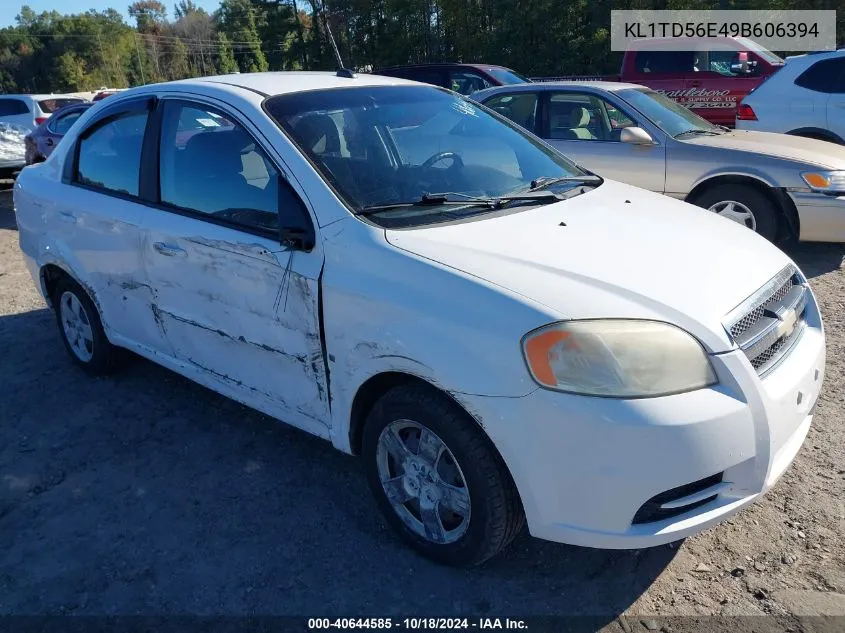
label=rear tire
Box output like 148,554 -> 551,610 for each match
53,276 -> 121,376
362,383 -> 525,566
693,184 -> 779,242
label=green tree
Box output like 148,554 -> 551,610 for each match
218,0 -> 269,72
216,31 -> 240,72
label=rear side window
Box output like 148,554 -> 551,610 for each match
795,58 -> 845,93
76,111 -> 149,196
483,92 -> 539,133
0,99 -> 30,116
635,51 -> 695,74
397,69 -> 446,87
38,98 -> 84,113
49,110 -> 85,135
158,100 -> 307,235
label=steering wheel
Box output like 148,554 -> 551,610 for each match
420,151 -> 464,171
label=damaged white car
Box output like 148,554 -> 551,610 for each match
15,73 -> 825,566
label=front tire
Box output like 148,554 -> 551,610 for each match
693,184 -> 779,242
53,277 -> 121,376
362,383 -> 524,566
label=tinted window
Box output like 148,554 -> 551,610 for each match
76,110 -> 148,196
795,58 -> 845,93
401,69 -> 447,87
50,110 -> 85,135
487,68 -> 529,85
482,92 -> 539,133
635,51 -> 695,74
38,98 -> 84,113
265,86 -> 584,216
449,71 -> 493,95
159,101 -> 303,234
0,99 -> 30,116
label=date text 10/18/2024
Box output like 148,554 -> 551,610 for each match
307,618 -> 529,630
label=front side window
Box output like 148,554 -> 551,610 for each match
264,85 -> 585,215
449,71 -> 493,95
618,88 -> 720,137
76,110 -> 148,196
548,93 -> 607,141
158,101 -> 305,235
482,92 -> 539,133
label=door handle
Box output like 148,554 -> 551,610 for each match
152,242 -> 187,257
45,138 -> 54,146
59,211 -> 76,224
689,80 -> 702,88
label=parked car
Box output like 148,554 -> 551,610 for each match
0,123 -> 28,177
372,62 -> 529,95
24,102 -> 94,165
0,94 -> 87,133
93,89 -> 128,101
474,81 -> 845,242
15,72 -> 825,566
536,37 -> 784,127
736,50 -> 845,144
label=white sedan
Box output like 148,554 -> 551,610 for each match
14,72 -> 825,565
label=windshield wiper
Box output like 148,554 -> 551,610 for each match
674,129 -> 722,138
357,190 -> 564,216
528,175 -> 603,191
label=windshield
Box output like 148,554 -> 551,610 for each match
618,88 -> 721,137
488,68 -> 530,85
264,85 -> 585,213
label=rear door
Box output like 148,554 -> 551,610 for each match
55,96 -> 167,353
542,90 -> 666,192
140,97 -> 330,435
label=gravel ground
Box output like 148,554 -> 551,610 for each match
0,182 -> 843,630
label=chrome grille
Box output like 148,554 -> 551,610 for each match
724,265 -> 809,377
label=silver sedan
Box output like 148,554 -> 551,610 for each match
473,81 -> 845,242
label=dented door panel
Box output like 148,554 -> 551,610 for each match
141,212 -> 330,434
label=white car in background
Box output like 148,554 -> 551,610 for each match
736,49 -> 845,144
14,72 -> 825,565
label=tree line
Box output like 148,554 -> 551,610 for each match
2,0 -> 845,94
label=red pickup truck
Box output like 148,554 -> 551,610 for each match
534,37 -> 784,127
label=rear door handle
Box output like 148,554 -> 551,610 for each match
152,242 -> 187,257
45,138 -> 54,146
688,80 -> 702,88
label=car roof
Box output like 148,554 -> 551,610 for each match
472,81 -> 644,100
376,62 -> 515,72
166,71 -> 418,96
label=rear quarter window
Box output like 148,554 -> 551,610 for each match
38,98 -> 85,113
0,99 -> 30,116
794,58 -> 845,93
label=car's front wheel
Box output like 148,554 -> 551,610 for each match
53,276 -> 121,375
694,184 -> 779,241
362,383 -> 524,566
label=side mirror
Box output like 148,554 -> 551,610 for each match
281,226 -> 315,252
730,52 -> 755,75
620,127 -> 655,145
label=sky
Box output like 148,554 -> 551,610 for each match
1,0 -> 224,28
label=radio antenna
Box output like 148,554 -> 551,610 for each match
318,0 -> 354,78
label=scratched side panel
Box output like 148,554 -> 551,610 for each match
141,213 -> 330,435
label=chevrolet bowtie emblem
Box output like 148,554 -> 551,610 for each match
776,308 -> 799,340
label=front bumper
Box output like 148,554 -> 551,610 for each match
789,190 -> 845,242
463,321 -> 825,549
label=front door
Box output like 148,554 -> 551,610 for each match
543,91 -> 666,193
141,98 -> 330,435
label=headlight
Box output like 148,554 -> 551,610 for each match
521,320 -> 717,398
801,170 -> 845,193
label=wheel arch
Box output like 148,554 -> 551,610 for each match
685,173 -> 799,241
786,127 -> 844,144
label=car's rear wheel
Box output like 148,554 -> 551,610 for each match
53,276 -> 121,375
694,184 -> 779,242
362,383 -> 524,566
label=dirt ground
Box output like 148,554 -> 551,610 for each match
0,181 -> 843,631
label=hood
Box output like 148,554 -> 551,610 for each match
681,130 -> 845,169
384,180 -> 794,353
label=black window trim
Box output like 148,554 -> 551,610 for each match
65,95 -> 157,203
142,96 -> 315,248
